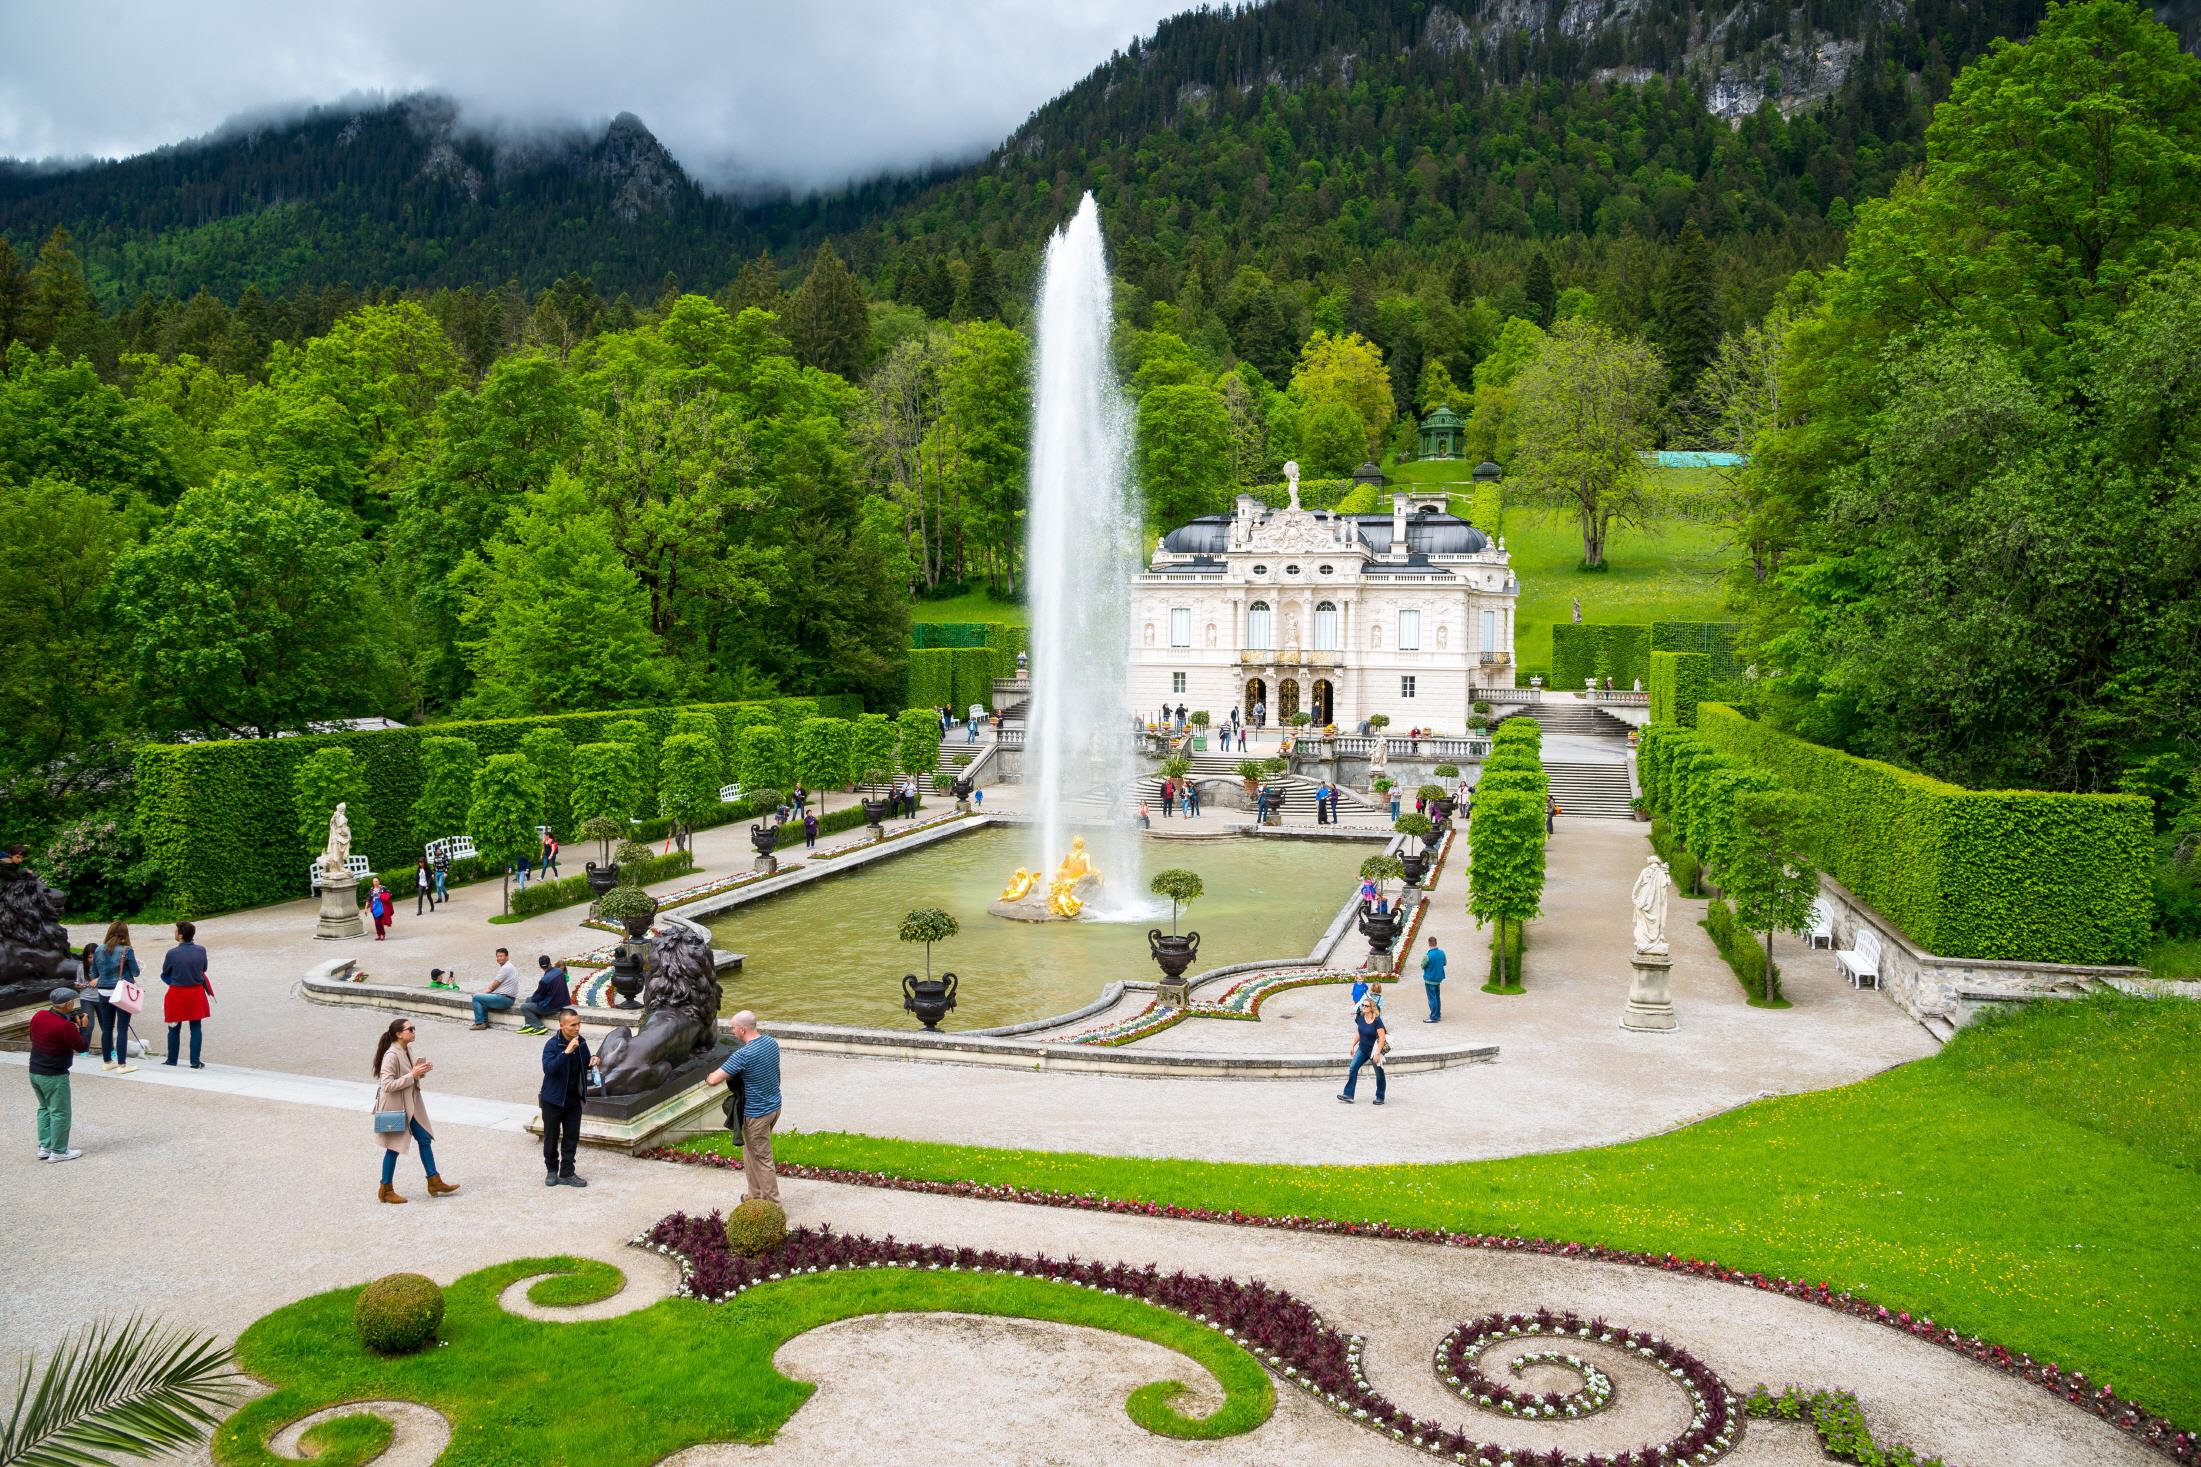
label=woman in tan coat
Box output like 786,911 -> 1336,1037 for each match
373,1018 -> 458,1203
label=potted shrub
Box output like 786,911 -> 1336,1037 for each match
860,769 -> 896,830
1629,795 -> 1650,822
1146,869 -> 1205,1005
897,907 -> 960,1030
612,839 -> 653,881
581,815 -> 625,895
597,881 -> 657,937
1371,775 -> 1398,820
1472,700 -> 1492,717
1417,781 -> 1452,823
1160,753 -> 1192,784
1368,713 -> 1391,737
1290,711 -> 1313,729
1431,764 -> 1461,820
1394,812 -> 1436,885
1235,758 -> 1267,797
1189,710 -> 1211,751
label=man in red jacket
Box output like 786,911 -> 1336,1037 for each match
29,986 -> 91,1162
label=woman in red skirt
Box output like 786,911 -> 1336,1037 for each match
159,920 -> 213,1068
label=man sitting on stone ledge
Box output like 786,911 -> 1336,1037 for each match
468,948 -> 520,1029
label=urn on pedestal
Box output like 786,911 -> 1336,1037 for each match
898,907 -> 961,1031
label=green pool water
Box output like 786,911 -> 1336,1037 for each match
702,824 -> 1366,1031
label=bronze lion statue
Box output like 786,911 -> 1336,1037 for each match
592,924 -> 724,1098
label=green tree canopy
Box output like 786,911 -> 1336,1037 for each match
1139,382 -> 1232,529
1509,320 -> 1665,567
468,753 -> 542,913
412,737 -> 481,846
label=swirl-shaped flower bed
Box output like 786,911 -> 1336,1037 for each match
1438,1313 -> 1624,1421
642,1212 -> 1747,1466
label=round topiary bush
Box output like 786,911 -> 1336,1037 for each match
354,1272 -> 445,1355
724,1199 -> 788,1258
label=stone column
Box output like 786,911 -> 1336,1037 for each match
315,874 -> 364,941
1621,948 -> 1675,1031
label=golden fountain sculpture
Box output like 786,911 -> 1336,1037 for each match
995,836 -> 1101,921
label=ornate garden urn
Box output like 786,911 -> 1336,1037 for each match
585,861 -> 620,898
863,796 -> 893,831
902,972 -> 958,1030
1357,905 -> 1399,955
1148,929 -> 1201,1007
749,822 -> 780,873
952,772 -> 976,811
1398,850 -> 1428,887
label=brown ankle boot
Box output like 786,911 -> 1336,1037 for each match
426,1174 -> 460,1197
378,1183 -> 407,1204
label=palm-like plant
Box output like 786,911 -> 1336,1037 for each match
1160,754 -> 1192,782
2,1316 -> 241,1467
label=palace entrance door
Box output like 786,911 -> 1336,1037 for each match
1311,678 -> 1334,726
1243,678 -> 1267,723
1278,678 -> 1302,722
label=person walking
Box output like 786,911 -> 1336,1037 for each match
1137,799 -> 1151,830
433,847 -> 450,904
540,830 -> 560,878
1160,777 -> 1173,818
1420,938 -> 1448,1023
1547,795 -> 1559,835
415,857 -> 435,915
1254,699 -> 1267,730
539,1008 -> 596,1187
518,956 -> 571,1035
1337,993 -> 1389,1105
704,1010 -> 782,1202
514,851 -> 531,893
469,948 -> 521,1029
159,921 -> 211,1069
88,921 -> 141,1071
1186,780 -> 1201,817
1238,723 -> 1249,753
372,1018 -> 457,1203
30,987 -> 92,1161
368,879 -> 393,940
802,809 -> 819,848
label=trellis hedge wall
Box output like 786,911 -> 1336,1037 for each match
906,646 -> 1009,712
135,694 -> 859,917
1648,650 -> 1711,727
1550,624 -> 1652,689
1667,705 -> 2152,965
1651,622 -> 1743,680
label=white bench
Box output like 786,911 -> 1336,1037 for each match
718,783 -> 745,803
424,836 -> 478,865
308,854 -> 372,891
1806,897 -> 1836,949
1835,926 -> 1882,990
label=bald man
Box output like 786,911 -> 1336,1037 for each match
703,1010 -> 782,1202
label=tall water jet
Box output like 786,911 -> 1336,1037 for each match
1020,192 -> 1141,918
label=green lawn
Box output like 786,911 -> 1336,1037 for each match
686,993 -> 2201,1426
216,1257 -> 1270,1465
2145,935 -> 2201,980
910,588 -> 1029,625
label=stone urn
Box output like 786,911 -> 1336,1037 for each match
902,972 -> 958,1030
952,773 -> 976,814
1430,795 -> 1457,823
608,937 -> 648,1009
1398,850 -> 1428,888
618,899 -> 656,941
1357,905 -> 1399,955
749,822 -> 780,873
1149,929 -> 1201,1007
585,862 -> 619,898
863,796 -> 894,830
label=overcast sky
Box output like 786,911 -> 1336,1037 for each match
0,0 -> 1202,193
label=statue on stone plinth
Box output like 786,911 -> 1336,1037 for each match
593,925 -> 725,1097
318,802 -> 353,877
1283,459 -> 1302,511
1630,856 -> 1670,956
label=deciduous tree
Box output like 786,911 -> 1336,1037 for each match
1510,321 -> 1664,567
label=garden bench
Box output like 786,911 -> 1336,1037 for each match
1806,897 -> 1835,950
718,783 -> 745,803
425,835 -> 478,865
1834,925 -> 1882,990
308,854 -> 372,891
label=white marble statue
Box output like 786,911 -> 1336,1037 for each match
1370,735 -> 1389,771
1283,459 -> 1302,511
1631,855 -> 1670,955
319,802 -> 353,876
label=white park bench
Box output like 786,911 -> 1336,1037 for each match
718,782 -> 745,803
308,854 -> 372,891
424,836 -> 478,865
1835,925 -> 1882,991
1806,897 -> 1836,950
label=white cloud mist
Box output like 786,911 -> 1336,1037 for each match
0,0 -> 1201,194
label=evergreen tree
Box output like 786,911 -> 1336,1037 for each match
0,237 -> 32,352
1657,224 -> 1720,400
954,245 -> 1002,322
784,242 -> 869,379
1524,254 -> 1558,328
902,254 -> 955,318
728,251 -> 782,315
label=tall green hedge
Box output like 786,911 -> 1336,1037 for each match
1650,621 -> 1744,681
1694,705 -> 2153,964
1648,650 -> 1711,727
132,693 -> 861,916
906,648 -> 955,710
1550,624 -> 1652,689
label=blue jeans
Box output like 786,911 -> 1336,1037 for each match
166,1019 -> 202,1066
434,870 -> 448,899
515,865 -> 529,890
1425,982 -> 1442,1020
380,1119 -> 438,1184
1342,1047 -> 1386,1101
95,1001 -> 132,1062
471,993 -> 515,1024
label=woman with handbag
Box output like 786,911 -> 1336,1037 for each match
90,921 -> 143,1072
372,1018 -> 458,1204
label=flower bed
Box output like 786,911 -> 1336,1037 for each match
1061,967 -> 1366,1046
640,1147 -> 2197,1464
577,862 -> 804,934
803,809 -> 975,863
1390,825 -> 1456,967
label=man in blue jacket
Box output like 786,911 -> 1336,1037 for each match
539,1008 -> 596,1188
517,956 -> 571,1036
1421,938 -> 1448,1022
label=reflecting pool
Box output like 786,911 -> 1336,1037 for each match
703,825 -> 1365,1030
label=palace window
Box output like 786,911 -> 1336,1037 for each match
1398,609 -> 1422,651
1170,607 -> 1190,647
1482,609 -> 1496,653
1247,601 -> 1273,651
1401,676 -> 1417,698
1314,601 -> 1339,651
1172,671 -> 1187,694
1285,564 -> 1301,577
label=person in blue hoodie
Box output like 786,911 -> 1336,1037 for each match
517,955 -> 571,1036
1420,937 -> 1448,1022
538,1009 -> 596,1188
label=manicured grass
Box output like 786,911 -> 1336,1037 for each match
215,1256 -> 1270,1464
910,588 -> 1029,625
696,993 -> 2201,1425
1504,514 -> 1735,675
2145,935 -> 2201,980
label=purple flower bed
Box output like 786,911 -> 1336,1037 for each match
642,1147 -> 2198,1464
640,1213 -> 1741,1465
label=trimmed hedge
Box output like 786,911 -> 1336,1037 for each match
132,693 -> 861,917
905,640 -> 1017,710
897,708 -> 941,775
1705,896 -> 1779,1002
1648,650 -> 1711,727
849,714 -> 900,785
1695,705 -> 2153,964
507,849 -> 696,919
1550,624 -> 1651,690
735,725 -> 791,795
1651,621 -> 1744,681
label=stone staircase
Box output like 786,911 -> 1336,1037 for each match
1542,761 -> 1637,820
1134,768 -> 1376,820
1499,702 -> 1637,738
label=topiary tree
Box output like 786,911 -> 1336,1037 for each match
1723,789 -> 1826,1003
897,707 -> 941,776
670,711 -> 724,779
293,746 -> 369,864
577,815 -> 624,869
1467,789 -> 1546,988
724,1198 -> 788,1258
604,718 -> 658,797
1359,852 -> 1405,901
1289,711 -> 1313,727
736,724 -> 792,796
897,907 -> 959,983
468,753 -> 541,915
1189,710 -> 1210,727
411,737 -> 479,848
794,717 -> 852,791
1432,762 -> 1461,780
850,714 -> 899,788
1394,811 -> 1435,852
1416,783 -> 1448,807
354,1273 -> 444,1355
519,728 -> 574,839
1368,713 -> 1391,732
657,732 -> 721,852
570,741 -> 640,836
1148,868 -> 1204,934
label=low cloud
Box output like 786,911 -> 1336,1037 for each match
0,0 -> 1200,194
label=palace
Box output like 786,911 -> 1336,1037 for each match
1129,478 -> 1518,730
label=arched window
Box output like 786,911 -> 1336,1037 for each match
1314,601 -> 1339,651
1246,601 -> 1273,651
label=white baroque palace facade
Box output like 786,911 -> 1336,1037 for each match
1129,484 -> 1518,730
